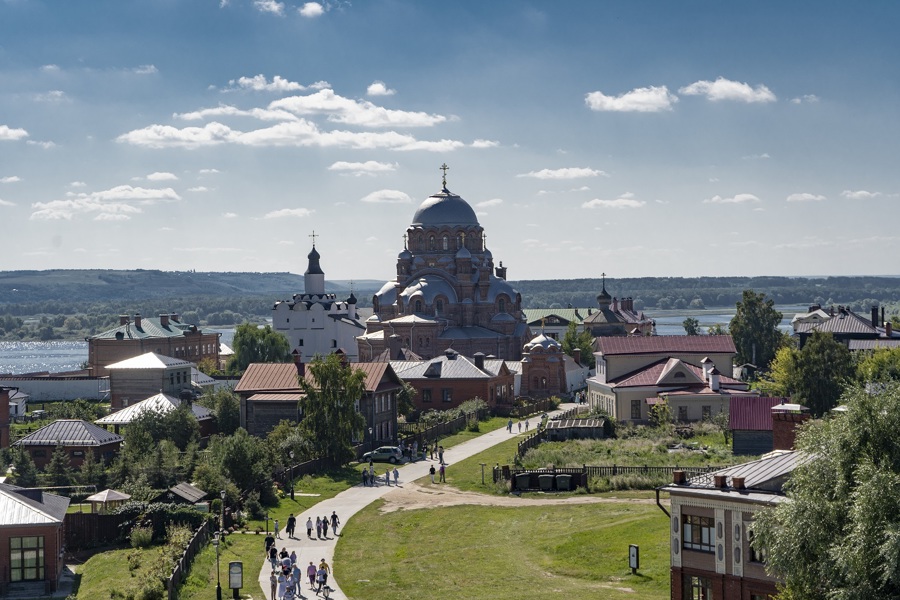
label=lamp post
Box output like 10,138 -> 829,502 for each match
289,451 -> 295,500
220,489 -> 226,532
213,531 -> 222,600
265,512 -> 270,535
368,426 -> 374,453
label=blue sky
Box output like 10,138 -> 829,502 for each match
1,1 -> 898,281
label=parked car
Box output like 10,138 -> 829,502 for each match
362,446 -> 403,464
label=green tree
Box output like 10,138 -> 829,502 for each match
561,321 -> 595,369
226,322 -> 291,374
12,450 -> 38,487
78,448 -> 106,489
298,353 -> 367,466
397,381 -> 416,419
856,347 -> 900,383
47,443 -> 72,487
199,388 -> 241,436
706,323 -> 728,335
729,290 -> 784,370
754,384 -> 900,599
213,428 -> 272,494
760,345 -> 800,397
682,317 -> 701,336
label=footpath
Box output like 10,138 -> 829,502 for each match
255,402 -> 576,600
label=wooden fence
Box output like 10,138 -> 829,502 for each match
64,512 -> 129,550
166,520 -> 212,600
515,405 -> 590,457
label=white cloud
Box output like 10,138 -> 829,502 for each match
703,193 -> 761,204
582,193 -> 645,209
1,176 -> 21,183
841,190 -> 882,200
393,139 -> 465,152
0,198 -> 15,207
742,153 -> 770,160
679,77 -> 776,103
299,2 -> 324,17
254,0 -> 284,15
175,105 -> 299,122
34,90 -> 69,103
365,236 -> 378,243
199,169 -> 220,175
263,208 -> 314,219
786,192 -> 826,202
146,171 -> 179,181
471,139 -> 500,148
518,167 -> 607,180
41,64 -> 60,73
475,198 -> 503,208
360,189 -> 412,204
29,185 -> 180,220
187,186 -> 209,192
585,85 -> 677,113
791,94 -> 820,104
0,125 -> 29,141
69,181 -> 86,187
95,213 -> 131,222
223,212 -> 238,218
328,161 -> 398,175
226,75 -> 308,93
26,140 -> 55,149
367,81 -> 395,96
270,89 -> 446,127
134,65 -> 158,75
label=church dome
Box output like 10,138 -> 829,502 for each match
411,189 -> 480,227
398,248 -> 412,260
525,333 -> 561,352
456,245 -> 471,259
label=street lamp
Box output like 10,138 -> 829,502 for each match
213,531 -> 222,600
289,451 -> 295,500
368,426 -> 374,453
220,489 -> 226,532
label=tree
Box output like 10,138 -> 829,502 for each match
707,323 -> 728,336
226,322 -> 292,374
682,317 -> 701,336
729,290 -> 783,370
561,321 -> 595,369
754,384 -> 900,599
397,381 -> 416,419
12,449 -> 38,487
199,388 -> 241,436
212,428 -> 272,495
298,353 -> 367,466
856,347 -> 900,383
79,448 -> 106,489
47,443 -> 72,487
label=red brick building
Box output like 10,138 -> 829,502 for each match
0,483 -> 69,595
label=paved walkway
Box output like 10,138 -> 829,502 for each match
256,403 -> 576,600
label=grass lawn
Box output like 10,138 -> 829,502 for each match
336,500 -> 670,600
179,533 -> 266,600
73,544 -> 159,600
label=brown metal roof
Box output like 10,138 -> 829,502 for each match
597,335 -> 736,356
351,362 -> 403,392
234,363 -> 309,393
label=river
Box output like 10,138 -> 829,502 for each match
0,308 -> 802,375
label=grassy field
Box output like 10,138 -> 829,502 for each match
336,499 -> 669,600
72,544 -> 159,600
179,533 -> 266,600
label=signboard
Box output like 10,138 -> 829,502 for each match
228,561 -> 243,589
629,544 -> 639,573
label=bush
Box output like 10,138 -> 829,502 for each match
588,473 -> 670,493
243,490 -> 265,520
130,526 -> 153,549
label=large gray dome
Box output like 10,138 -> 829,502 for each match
411,189 -> 480,227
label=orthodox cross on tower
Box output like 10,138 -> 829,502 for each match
309,230 -> 319,246
440,163 -> 449,188
402,233 -> 408,249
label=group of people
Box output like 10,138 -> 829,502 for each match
264,511 -> 340,599
361,464 -> 400,486
506,418 -> 531,433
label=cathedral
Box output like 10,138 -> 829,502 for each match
357,168 -> 530,361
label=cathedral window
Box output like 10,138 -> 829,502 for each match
442,235 -> 449,250
498,298 -> 506,312
429,236 -> 436,250
436,299 -> 444,314
415,300 -> 423,313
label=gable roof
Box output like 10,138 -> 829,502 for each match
523,308 -> 587,326
794,308 -> 876,335
609,358 -> 745,389
95,392 -> 213,426
234,363 -> 309,394
597,335 -> 736,356
105,352 -> 193,371
0,483 -> 69,526
729,396 -> 790,431
159,482 -> 207,504
90,315 -> 213,341
390,353 -> 500,380
14,419 -> 124,447
351,362 -> 404,392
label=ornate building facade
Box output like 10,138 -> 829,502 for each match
358,172 -> 530,361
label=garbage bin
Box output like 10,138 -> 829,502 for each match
556,474 -> 572,491
538,474 -> 555,491
515,473 -> 531,491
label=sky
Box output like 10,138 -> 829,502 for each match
1,1 -> 899,282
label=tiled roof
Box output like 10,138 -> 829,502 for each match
234,363 -> 309,393
0,483 -> 69,525
90,315 -> 212,341
729,397 -> 790,431
597,335 -> 736,356
95,393 -> 213,425
105,352 -> 193,371
14,419 -> 123,447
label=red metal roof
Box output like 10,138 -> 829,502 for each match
597,335 -> 736,356
729,396 -> 790,431
235,361 -> 401,394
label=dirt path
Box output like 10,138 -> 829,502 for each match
378,481 -> 663,513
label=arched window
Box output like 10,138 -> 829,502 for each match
429,236 -> 436,250
674,372 -> 686,379
442,235 -> 449,250
498,298 -> 506,312
436,299 -> 444,314
415,300 -> 423,313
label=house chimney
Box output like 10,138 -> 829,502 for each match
573,348 -> 581,365
772,402 -> 810,450
388,334 -> 402,360
713,475 -> 727,488
731,476 -> 745,490
292,350 -> 305,377
133,313 -> 142,329
0,387 -> 10,448
119,315 -> 129,325
160,314 -> 170,327
170,313 -> 180,323
494,261 -> 507,280
474,352 -> 485,370
444,349 -> 458,360
886,321 -> 893,337
882,307 -> 886,324
672,470 -> 686,485
701,357 -> 713,379
709,367 -> 720,392
872,305 -> 879,328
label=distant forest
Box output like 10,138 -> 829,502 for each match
0,270 -> 898,341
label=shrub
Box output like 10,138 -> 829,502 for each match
243,490 -> 265,520
130,526 -> 153,549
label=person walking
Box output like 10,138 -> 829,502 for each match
429,443 -> 434,460
292,561 -> 302,596
507,418 -> 513,433
277,570 -> 287,600
362,467 -> 368,487
393,466 -> 399,486
412,440 -> 418,461
269,570 -> 278,600
286,513 -> 296,539
439,463 -> 446,483
518,421 -> 522,433
429,464 -> 436,483
289,550 -> 297,567
274,518 -> 281,539
384,467 -> 391,486
315,516 -> 322,539
330,511 -> 340,536
321,515 -> 329,538
438,445 -> 445,465
317,558 -> 331,594
306,561 -> 317,590
525,419 -> 530,431
268,544 -> 279,570
306,516 -> 313,539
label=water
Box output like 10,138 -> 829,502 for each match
649,304 -> 804,336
